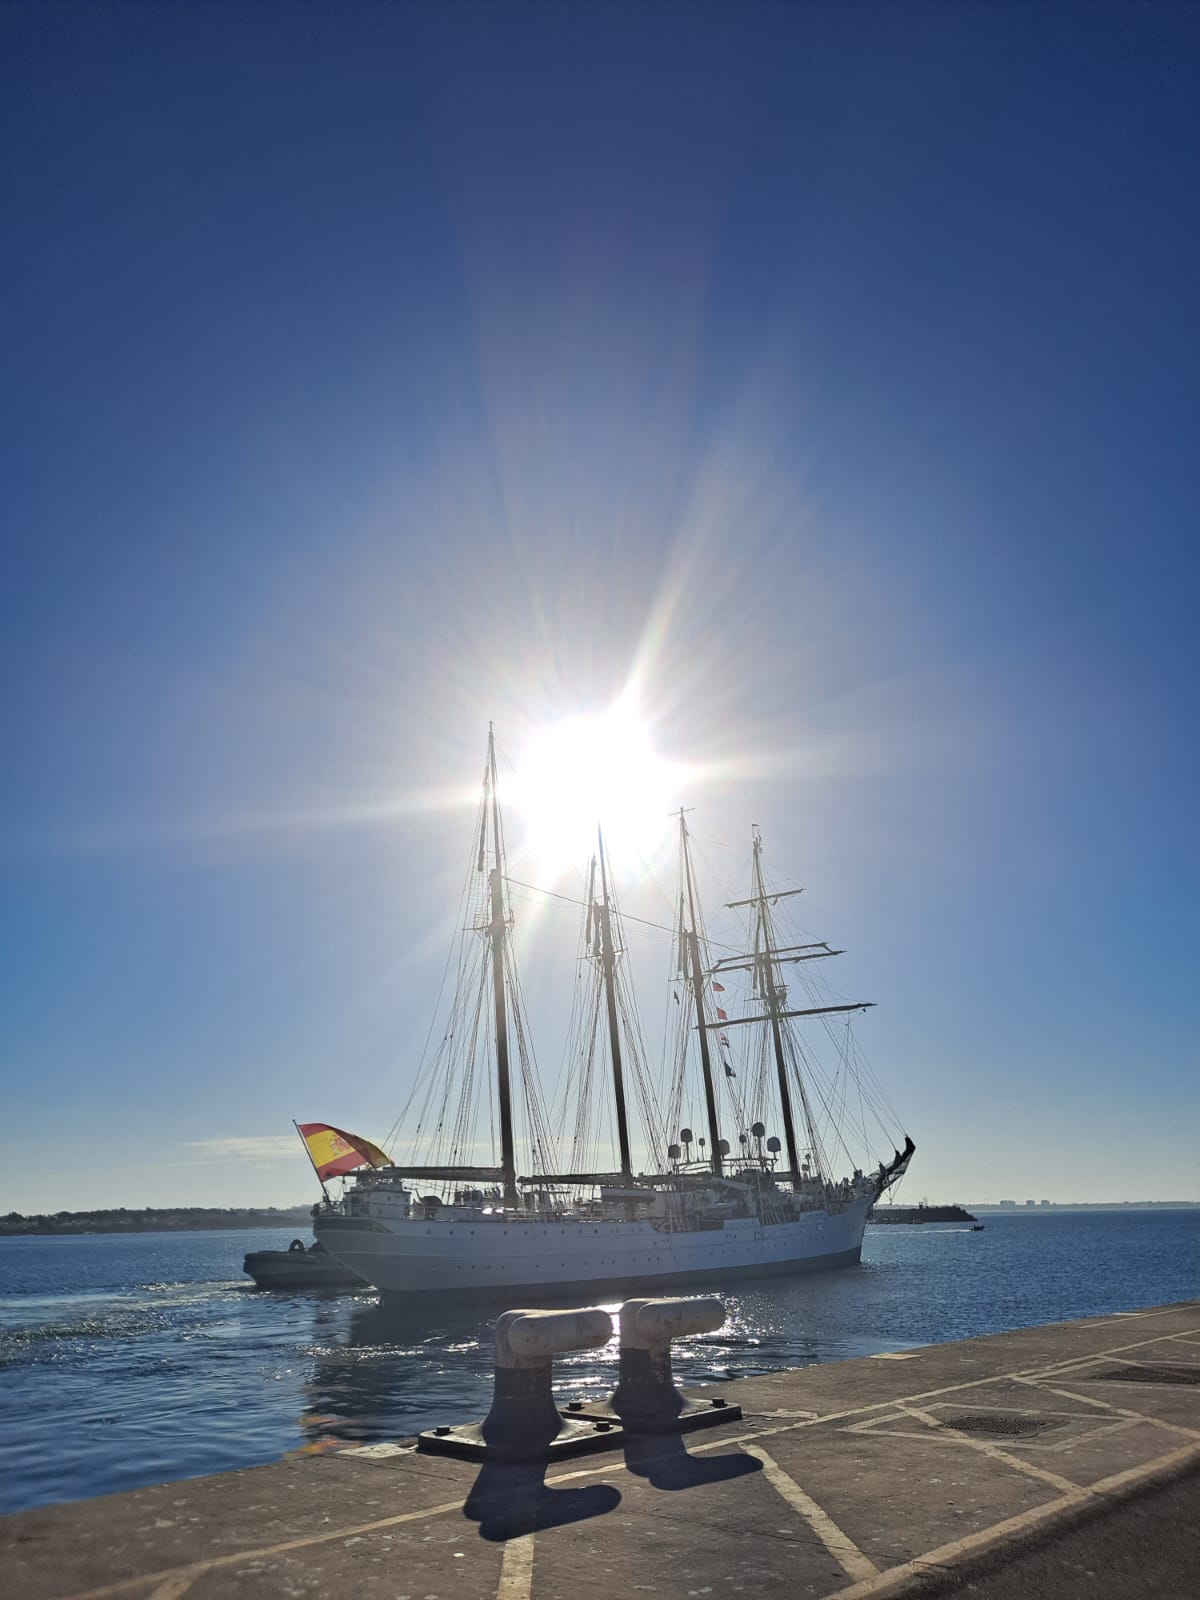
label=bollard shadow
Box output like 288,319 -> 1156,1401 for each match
463,1459 -> 622,1542
621,1430 -> 763,1491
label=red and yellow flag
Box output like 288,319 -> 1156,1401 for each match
297,1122 -> 390,1181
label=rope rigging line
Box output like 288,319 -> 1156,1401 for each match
504,876 -> 747,954
382,793 -> 491,1155
375,732 -> 910,1193
546,905 -> 595,1149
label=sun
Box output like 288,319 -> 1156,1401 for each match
506,702 -> 679,881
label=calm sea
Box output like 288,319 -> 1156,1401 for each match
1,1210 -> 1196,1515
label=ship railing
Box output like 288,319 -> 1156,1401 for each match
648,1215 -> 693,1234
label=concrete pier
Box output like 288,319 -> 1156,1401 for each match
4,1300 -> 1198,1599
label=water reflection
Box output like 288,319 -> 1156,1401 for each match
302,1297 -> 496,1447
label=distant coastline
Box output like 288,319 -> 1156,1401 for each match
867,1200 -> 1197,1221
0,1206 -> 316,1237
5,1199 -> 1193,1239
962,1201 -> 1199,1213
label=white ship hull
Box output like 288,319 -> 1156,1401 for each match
316,1194 -> 873,1300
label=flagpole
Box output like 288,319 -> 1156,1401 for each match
294,1120 -> 331,1205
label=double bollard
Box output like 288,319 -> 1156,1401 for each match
418,1296 -> 741,1462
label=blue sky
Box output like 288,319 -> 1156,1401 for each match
2,3 -> 1197,1212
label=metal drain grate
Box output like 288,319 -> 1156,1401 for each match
1087,1364 -> 1200,1387
939,1412 -> 1059,1438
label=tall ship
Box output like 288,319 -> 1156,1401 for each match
315,729 -> 914,1299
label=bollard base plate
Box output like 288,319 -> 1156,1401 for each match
578,1392 -> 743,1436
417,1413 -> 625,1463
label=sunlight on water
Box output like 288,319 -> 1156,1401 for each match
1,1215 -> 1196,1513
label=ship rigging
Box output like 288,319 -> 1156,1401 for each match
312,727 -> 914,1298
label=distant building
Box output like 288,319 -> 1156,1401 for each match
1040,1199 -> 1052,1207
998,1200 -> 1017,1208
1025,1199 -> 1037,1207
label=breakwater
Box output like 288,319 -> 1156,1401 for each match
868,1204 -> 976,1223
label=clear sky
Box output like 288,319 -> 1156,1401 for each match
2,2 -> 1197,1214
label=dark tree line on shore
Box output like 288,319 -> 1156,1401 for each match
1,1206 -> 315,1236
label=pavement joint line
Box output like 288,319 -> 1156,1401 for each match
47,1317 -> 1200,1600
892,1404 -> 1084,1496
419,1424 -> 1200,1600
725,1325 -> 1200,1446
841,1412 -> 1139,1452
145,1578 -> 196,1600
1053,1308 -> 1191,1331
743,1444 -> 879,1581
545,1323 -> 1200,1474
1018,1326 -> 1200,1381
825,1436 -> 1200,1600
1082,1308 -> 1187,1322
679,1382 -> 1064,1458
1014,1374 -> 1200,1441
496,1532 -> 535,1600
58,1496 -> 469,1600
827,1490 -> 1090,1600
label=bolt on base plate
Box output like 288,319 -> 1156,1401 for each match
572,1392 -> 742,1435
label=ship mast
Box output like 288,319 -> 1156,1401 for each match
751,828 -> 803,1190
716,827 -> 874,1191
486,726 -> 519,1208
678,810 -> 724,1176
596,829 -> 635,1185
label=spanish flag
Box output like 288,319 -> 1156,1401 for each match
297,1122 -> 390,1181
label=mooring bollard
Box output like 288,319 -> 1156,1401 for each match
611,1296 -> 743,1434
418,1305 -> 619,1462
487,1307 -> 613,1453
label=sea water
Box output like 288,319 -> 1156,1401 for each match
0,1209 -> 1196,1514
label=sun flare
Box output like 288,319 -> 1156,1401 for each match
505,704 -> 679,880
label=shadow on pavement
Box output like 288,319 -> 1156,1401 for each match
464,1459 -> 622,1541
464,1432 -> 761,1541
622,1432 -> 763,1491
